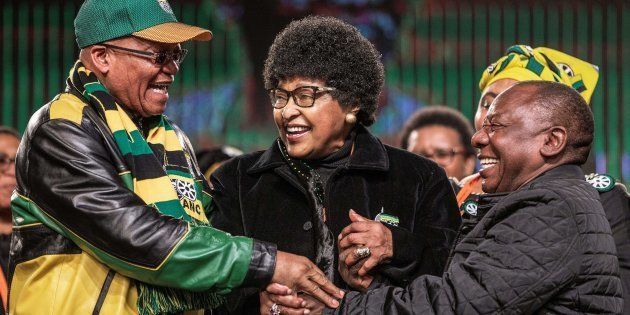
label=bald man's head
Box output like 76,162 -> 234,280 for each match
503,81 -> 594,164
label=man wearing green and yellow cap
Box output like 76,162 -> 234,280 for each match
7,0 -> 342,314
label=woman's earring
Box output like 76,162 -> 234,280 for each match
345,113 -> 357,124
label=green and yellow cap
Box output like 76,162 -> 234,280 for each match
74,0 -> 212,48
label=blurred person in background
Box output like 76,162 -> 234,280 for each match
209,16 -> 460,315
399,106 -> 476,187
8,0 -> 342,314
0,126 -> 19,312
456,44 -> 630,313
196,145 -> 243,180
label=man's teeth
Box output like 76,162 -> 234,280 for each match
480,158 -> 499,170
286,126 -> 310,133
151,85 -> 168,93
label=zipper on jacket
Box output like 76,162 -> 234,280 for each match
92,269 -> 115,315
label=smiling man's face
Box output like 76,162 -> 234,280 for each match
471,86 -> 550,193
102,37 -> 181,117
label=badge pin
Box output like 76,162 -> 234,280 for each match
585,173 -> 615,193
461,200 -> 478,216
374,207 -> 399,227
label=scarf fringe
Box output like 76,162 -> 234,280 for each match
137,282 -> 226,315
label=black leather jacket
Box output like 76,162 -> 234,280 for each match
9,91 -> 275,313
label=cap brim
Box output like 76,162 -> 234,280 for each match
132,22 -> 212,44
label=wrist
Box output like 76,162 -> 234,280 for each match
241,239 -> 277,288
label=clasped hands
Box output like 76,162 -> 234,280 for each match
260,209 -> 394,314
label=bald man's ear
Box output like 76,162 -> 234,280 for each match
540,126 -> 567,158
82,45 -> 111,74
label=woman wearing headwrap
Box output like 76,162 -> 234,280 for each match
209,16 -> 460,315
457,45 -> 630,313
458,45 -> 600,204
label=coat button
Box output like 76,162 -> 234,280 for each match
303,221 -> 313,231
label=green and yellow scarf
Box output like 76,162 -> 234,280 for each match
67,61 -> 223,315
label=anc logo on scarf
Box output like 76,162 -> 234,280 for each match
172,178 -> 197,201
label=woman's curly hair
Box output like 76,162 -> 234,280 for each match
263,16 -> 385,126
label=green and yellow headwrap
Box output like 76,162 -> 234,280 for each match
479,45 -> 600,103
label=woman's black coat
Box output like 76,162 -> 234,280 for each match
209,126 -> 461,312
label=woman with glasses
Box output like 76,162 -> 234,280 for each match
400,106 -> 476,183
209,16 -> 460,314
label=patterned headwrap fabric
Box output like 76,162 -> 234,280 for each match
479,45 -> 600,104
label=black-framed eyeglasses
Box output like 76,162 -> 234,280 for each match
100,43 -> 188,65
418,148 -> 464,167
0,153 -> 15,174
268,86 -> 336,109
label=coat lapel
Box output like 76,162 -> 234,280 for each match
245,126 -> 389,195
247,141 -> 306,195
346,125 -> 389,172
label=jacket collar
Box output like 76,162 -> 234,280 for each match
520,164 -> 584,190
67,82 -> 157,133
247,125 -> 389,174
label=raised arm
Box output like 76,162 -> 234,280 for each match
13,119 -> 274,293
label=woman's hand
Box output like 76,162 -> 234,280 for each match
337,252 -> 373,291
272,251 -> 343,308
338,210 -> 394,277
260,283 -> 325,315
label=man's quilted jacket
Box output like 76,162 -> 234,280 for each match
328,165 -> 623,314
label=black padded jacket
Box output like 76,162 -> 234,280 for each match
327,165 -> 623,314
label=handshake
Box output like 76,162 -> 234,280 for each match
266,251 -> 341,315
263,210 -> 393,315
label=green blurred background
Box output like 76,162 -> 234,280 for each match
1,0 -> 629,182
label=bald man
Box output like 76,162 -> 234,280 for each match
290,81 -> 623,314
